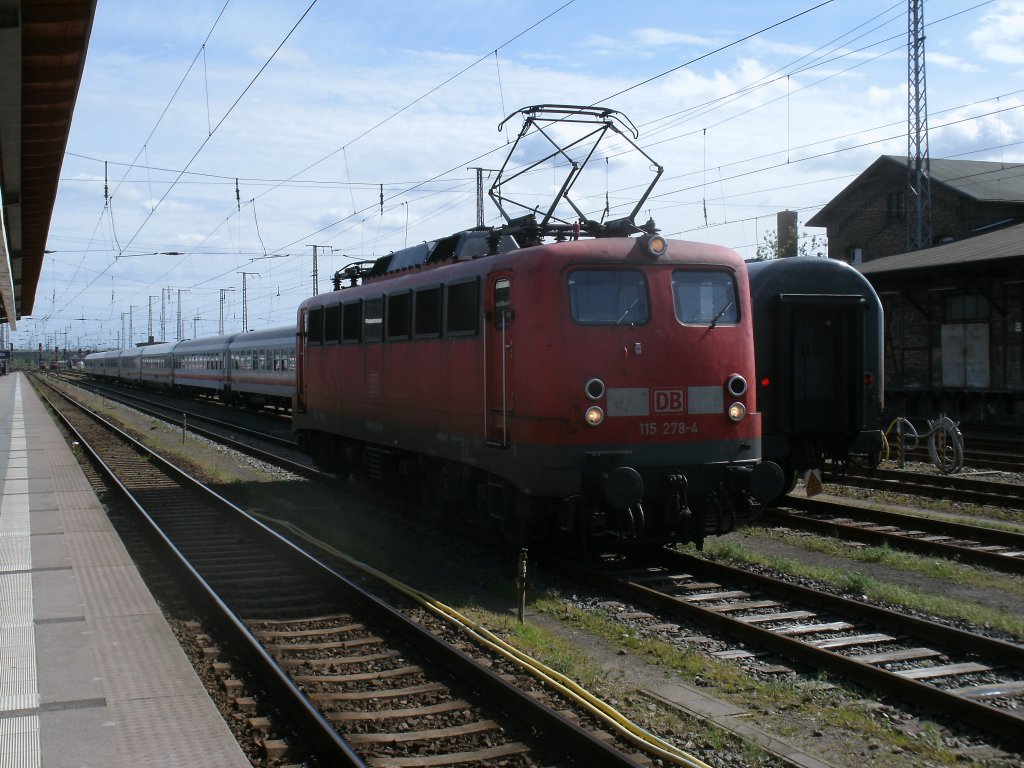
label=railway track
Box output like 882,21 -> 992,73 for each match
48,373 -> 1024,757
67,374 -> 297,443
762,496 -> 1024,574
897,444 -> 1024,473
59,375 -> 322,479
836,465 -> 1024,509
891,419 -> 1024,473
566,548 -> 1024,748
32,376 -> 655,768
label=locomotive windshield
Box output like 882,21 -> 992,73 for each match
568,269 -> 649,326
672,271 -> 739,326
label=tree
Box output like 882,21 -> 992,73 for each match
755,229 -> 827,259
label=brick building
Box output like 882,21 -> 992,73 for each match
806,155 -> 1024,264
802,156 -> 1024,422
854,223 -> 1024,420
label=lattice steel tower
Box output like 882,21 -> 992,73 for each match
907,0 -> 932,250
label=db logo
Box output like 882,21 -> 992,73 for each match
653,388 -> 684,413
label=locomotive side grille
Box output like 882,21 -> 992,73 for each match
364,445 -> 386,482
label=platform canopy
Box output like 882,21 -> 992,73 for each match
0,0 -> 96,331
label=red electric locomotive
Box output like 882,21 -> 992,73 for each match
293,106 -> 783,549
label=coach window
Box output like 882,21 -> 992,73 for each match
672,270 -> 738,326
324,305 -> 341,343
446,278 -> 480,336
308,307 -> 324,345
387,291 -> 412,341
568,269 -> 649,326
414,285 -> 442,338
363,297 -> 384,342
342,301 -> 361,343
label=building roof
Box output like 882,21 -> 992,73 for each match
807,155 -> 1024,229
0,1 -> 96,330
857,220 -> 1024,276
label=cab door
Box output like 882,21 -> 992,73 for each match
485,273 -> 513,447
296,309 -> 307,412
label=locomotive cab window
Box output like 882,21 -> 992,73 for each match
308,307 -> 324,344
493,278 -> 512,330
568,269 -> 649,326
672,270 -> 739,327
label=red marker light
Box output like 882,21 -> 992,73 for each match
760,377 -> 771,387
864,372 -> 874,386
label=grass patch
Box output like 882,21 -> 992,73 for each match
699,532 -> 1024,638
523,595 -> 964,766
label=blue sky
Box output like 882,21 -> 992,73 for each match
15,0 -> 1024,351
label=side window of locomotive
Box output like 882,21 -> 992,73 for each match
493,278 -> 512,330
568,269 -> 649,326
363,297 -> 384,343
414,286 -> 442,338
324,305 -> 341,344
672,271 -> 739,326
387,291 -> 412,341
308,307 -> 324,344
446,278 -> 480,336
342,301 -> 361,343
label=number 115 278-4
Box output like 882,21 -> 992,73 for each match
639,421 -> 699,437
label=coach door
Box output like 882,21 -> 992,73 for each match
485,274 -> 514,447
783,295 -> 864,436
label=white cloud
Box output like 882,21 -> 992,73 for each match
631,28 -> 716,47
970,0 -> 1024,64
927,52 -> 984,74
17,1 -> 1022,348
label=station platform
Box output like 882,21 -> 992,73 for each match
0,372 -> 250,768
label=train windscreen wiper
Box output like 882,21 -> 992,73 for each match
616,297 -> 640,325
708,300 -> 734,329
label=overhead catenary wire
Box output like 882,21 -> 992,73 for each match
119,0 -> 322,255
27,1 -> 1020,346
91,1 -> 581,336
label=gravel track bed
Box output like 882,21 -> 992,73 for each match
47,380 -> 1024,767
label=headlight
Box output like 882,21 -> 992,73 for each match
585,377 -> 605,400
646,234 -> 668,257
726,373 -> 747,397
727,402 -> 746,422
585,405 -> 605,426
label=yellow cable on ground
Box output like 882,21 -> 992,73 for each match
256,512 -> 713,768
